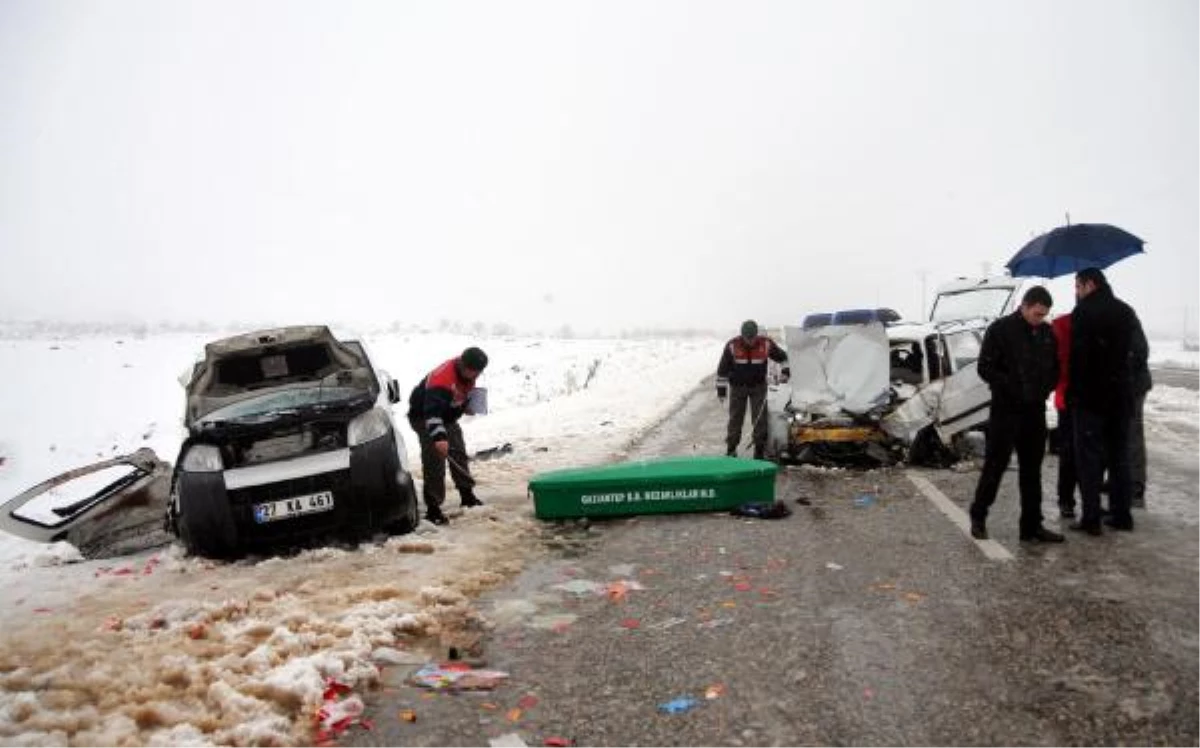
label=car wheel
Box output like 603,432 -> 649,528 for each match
391,472 -> 420,535
175,473 -> 240,559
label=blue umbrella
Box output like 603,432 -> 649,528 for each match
1006,223 -> 1145,279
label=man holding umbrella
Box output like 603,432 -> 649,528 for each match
1069,268 -> 1142,534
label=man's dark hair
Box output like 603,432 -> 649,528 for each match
460,346 -> 488,371
1022,285 -> 1053,308
1076,267 -> 1109,289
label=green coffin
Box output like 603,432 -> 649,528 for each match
528,455 -> 778,520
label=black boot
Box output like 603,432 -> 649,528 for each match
425,507 -> 449,526
460,490 -> 484,508
1020,526 -> 1065,542
970,520 -> 988,540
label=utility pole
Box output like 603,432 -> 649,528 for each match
918,269 -> 929,320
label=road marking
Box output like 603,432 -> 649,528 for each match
905,471 -> 1014,562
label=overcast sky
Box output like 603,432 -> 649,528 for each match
1,0 -> 1196,336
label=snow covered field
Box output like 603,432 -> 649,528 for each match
0,326 -> 1194,746
0,326 -> 720,745
1148,339 -> 1200,370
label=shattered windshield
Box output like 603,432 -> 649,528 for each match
200,386 -> 366,424
930,288 -> 1015,323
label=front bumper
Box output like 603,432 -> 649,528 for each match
178,434 -> 406,550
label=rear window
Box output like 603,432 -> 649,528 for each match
215,344 -> 334,388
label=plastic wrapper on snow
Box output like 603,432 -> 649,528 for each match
409,662 -> 510,691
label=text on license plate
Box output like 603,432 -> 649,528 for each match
253,491 -> 335,524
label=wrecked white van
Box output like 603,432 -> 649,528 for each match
767,275 -> 1040,466
766,313 -> 990,466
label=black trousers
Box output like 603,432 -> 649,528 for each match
970,404 -> 1047,533
1129,392 -> 1147,504
1056,407 -> 1078,512
408,416 -> 475,511
726,383 -> 768,455
1074,405 -> 1133,527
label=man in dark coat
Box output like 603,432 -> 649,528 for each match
969,286 -> 1063,542
1068,268 -> 1141,534
716,320 -> 789,459
1128,319 -> 1152,508
408,346 -> 488,525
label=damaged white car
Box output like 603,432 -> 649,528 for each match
765,275 -> 1041,466
765,312 -> 990,466
164,325 -> 420,558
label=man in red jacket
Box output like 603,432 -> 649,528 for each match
1052,313 -> 1078,519
716,320 -> 789,460
408,347 -> 488,526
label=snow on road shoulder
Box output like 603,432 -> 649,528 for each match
1143,383 -> 1200,525
0,331 -> 719,746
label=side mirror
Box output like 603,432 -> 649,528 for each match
387,378 -> 401,404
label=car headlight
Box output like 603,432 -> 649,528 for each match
348,408 -> 391,446
181,444 -> 223,472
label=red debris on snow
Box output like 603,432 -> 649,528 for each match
322,678 -> 353,701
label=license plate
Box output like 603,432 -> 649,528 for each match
253,491 -> 335,524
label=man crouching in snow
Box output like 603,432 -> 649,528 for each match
407,347 -> 489,525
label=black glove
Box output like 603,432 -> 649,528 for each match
716,384 -> 727,404
780,366 -> 791,384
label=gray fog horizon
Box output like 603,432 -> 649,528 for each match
2,0 -> 1197,339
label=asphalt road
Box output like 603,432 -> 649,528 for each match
349,385 -> 1198,747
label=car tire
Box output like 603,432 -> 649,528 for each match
390,471 -> 421,534
175,473 -> 240,559
908,426 -> 956,467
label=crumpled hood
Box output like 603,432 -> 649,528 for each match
784,322 -> 891,417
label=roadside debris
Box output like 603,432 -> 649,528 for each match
730,501 -> 792,519
647,617 -> 687,631
657,696 -> 700,714
409,663 -> 510,691
314,678 -> 369,744
853,493 -> 877,508
489,733 -> 529,747
475,443 -> 514,461
551,579 -> 605,596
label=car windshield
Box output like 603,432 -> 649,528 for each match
200,385 -> 366,424
930,288 -> 1015,322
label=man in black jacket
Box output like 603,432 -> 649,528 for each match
1068,268 -> 1141,534
716,320 -> 789,459
1128,319 -> 1152,508
969,286 -> 1063,542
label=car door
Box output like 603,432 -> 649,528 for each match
931,329 -> 991,443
